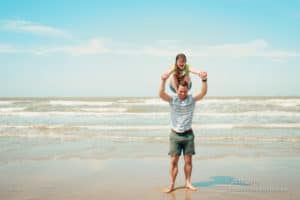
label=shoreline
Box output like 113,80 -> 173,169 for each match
1,96 -> 300,100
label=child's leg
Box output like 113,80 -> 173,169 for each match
184,75 -> 191,84
171,75 -> 179,92
184,75 -> 192,90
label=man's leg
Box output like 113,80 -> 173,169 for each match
164,156 -> 180,193
184,155 -> 197,190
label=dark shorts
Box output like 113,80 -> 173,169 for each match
168,130 -> 195,157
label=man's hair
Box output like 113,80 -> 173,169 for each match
177,80 -> 189,89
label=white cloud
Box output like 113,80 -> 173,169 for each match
0,20 -> 69,38
0,38 -> 299,60
192,40 -> 299,58
0,44 -> 18,53
198,39 -> 268,57
32,38 -> 109,56
63,38 -> 109,55
0,38 -> 109,55
0,19 -> 298,59
130,39 -> 299,59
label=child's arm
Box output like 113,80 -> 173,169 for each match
166,66 -> 175,76
189,66 -> 201,75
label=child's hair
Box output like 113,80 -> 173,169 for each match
175,53 -> 187,67
175,53 -> 187,79
177,80 -> 189,89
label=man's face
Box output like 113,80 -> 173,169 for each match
177,85 -> 188,100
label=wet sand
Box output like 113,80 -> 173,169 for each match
0,156 -> 299,200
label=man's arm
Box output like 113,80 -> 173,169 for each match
194,71 -> 208,102
159,72 -> 172,102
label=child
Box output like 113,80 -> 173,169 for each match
166,53 -> 201,93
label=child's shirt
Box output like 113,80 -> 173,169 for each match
173,64 -> 190,78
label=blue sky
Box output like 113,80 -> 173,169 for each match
0,0 -> 299,97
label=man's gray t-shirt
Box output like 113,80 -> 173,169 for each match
168,94 -> 196,133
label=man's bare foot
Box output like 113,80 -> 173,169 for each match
185,183 -> 198,191
163,183 -> 175,193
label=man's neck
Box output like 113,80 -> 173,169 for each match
178,95 -> 188,101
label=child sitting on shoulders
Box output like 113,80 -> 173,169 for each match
165,53 -> 201,93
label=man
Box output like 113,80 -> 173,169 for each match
159,70 -> 208,193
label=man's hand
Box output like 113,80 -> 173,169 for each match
194,71 -> 208,102
199,71 -> 207,80
161,72 -> 171,81
159,72 -> 172,102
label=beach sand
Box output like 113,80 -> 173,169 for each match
0,155 -> 299,200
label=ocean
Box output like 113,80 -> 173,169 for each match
1,96 -> 300,162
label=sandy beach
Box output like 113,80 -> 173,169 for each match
0,156 -> 299,199
1,97 -> 300,199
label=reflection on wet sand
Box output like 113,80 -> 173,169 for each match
166,176 -> 251,200
168,187 -> 192,200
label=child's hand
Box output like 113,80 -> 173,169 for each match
161,72 -> 170,81
199,71 -> 207,80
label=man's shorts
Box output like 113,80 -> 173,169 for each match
168,129 -> 195,156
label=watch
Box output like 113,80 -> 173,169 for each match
202,78 -> 207,82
